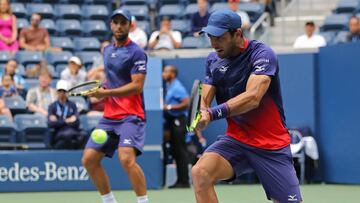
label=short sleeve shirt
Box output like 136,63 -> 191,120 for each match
165,79 -> 189,117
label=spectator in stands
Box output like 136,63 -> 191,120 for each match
0,0 -> 19,54
148,16 -> 182,50
129,16 -> 148,49
162,65 -> 190,188
0,98 -> 11,119
0,59 -> 26,95
19,13 -> 50,52
293,21 -> 326,49
87,41 -> 109,82
61,56 -> 86,87
191,0 -> 210,35
228,0 -> 251,30
346,16 -> 360,43
0,74 -> 17,97
48,80 -> 84,149
26,71 -> 57,116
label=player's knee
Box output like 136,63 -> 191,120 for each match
191,164 -> 213,186
119,153 -> 135,170
82,153 -> 99,171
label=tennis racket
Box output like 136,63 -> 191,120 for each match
186,80 -> 202,133
67,80 -> 101,96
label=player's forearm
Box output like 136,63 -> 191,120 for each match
201,84 -> 215,109
226,90 -> 262,116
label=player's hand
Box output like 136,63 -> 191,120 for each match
195,110 -> 211,131
87,87 -> 107,99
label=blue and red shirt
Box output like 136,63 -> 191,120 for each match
204,40 -> 290,150
102,40 -> 147,120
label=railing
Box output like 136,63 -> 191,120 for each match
250,12 -> 270,40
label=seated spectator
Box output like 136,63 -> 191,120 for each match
87,40 -> 110,82
0,0 -> 19,55
48,80 -> 85,149
228,0 -> 251,30
129,16 -> 148,49
0,98 -> 11,119
26,59 -> 51,78
19,13 -> 50,52
191,0 -> 210,35
0,74 -> 17,97
346,16 -> 360,42
26,71 -> 56,116
60,56 -> 86,87
0,59 -> 26,94
148,16 -> 182,50
293,21 -> 326,49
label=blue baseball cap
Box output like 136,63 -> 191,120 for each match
111,9 -> 132,21
200,9 -> 242,37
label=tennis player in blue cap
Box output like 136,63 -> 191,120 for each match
192,9 -> 302,203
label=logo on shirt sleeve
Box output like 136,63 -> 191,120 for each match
135,60 -> 146,71
254,64 -> 267,72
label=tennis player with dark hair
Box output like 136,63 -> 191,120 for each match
82,9 -> 149,203
192,10 -> 302,203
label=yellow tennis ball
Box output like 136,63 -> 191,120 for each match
91,129 -> 108,144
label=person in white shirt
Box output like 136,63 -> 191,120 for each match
129,16 -> 148,49
293,21 -> 327,49
148,16 -> 182,50
60,56 -> 86,88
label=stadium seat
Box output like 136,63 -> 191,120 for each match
210,2 -> 228,12
182,36 -> 205,48
73,37 -> 101,52
50,37 -> 74,52
14,114 -> 49,147
81,5 -> 109,20
50,79 -> 59,89
320,31 -> 337,45
40,19 -> 56,35
160,0 -> 183,5
185,3 -> 198,19
81,20 -> 107,39
16,18 -> 29,32
334,30 -> 349,44
321,14 -> 350,32
79,114 -> 102,133
47,64 -> 58,78
55,4 -> 82,20
45,51 -> 72,66
137,20 -> 151,36
171,19 -> 191,35
122,0 -> 148,6
4,95 -> 27,115
11,3 -> 27,18
67,0 -> 86,4
24,78 -> 39,89
0,51 -> 11,64
0,115 -> 17,143
334,0 -> 360,14
239,2 -> 265,23
289,129 -> 305,184
86,0 -> 110,4
77,51 -> 102,69
121,5 -> 149,21
17,64 -> 26,77
68,96 -> 89,114
15,51 -> 43,66
55,64 -> 67,76
56,19 -> 82,37
159,4 -> 185,20
26,3 -> 54,19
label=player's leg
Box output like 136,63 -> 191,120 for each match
192,152 -> 234,203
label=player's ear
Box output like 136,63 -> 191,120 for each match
237,28 -> 243,38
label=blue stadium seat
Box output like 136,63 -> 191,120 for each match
81,20 -> 107,39
55,4 -> 81,20
122,0 -> 148,6
320,31 -> 337,45
24,78 -> 39,89
77,51 -> 102,68
45,51 -> 72,66
185,3 -> 198,19
40,19 -> 56,35
14,114 -> 49,147
240,2 -> 265,23
50,37 -> 74,52
16,18 -> 29,32
55,64 -> 68,76
26,3 -> 54,19
182,36 -> 204,48
171,19 -> 191,35
335,0 -> 360,14
0,115 -> 17,143
0,51 -> 11,64
56,19 -> 82,37
159,4 -> 185,20
17,64 -> 26,77
137,20 -> 151,36
321,14 -> 350,32
68,96 -> 89,113
73,37 -> 101,52
67,0 -> 86,4
47,64 -> 58,78
121,5 -> 149,21
160,0 -> 183,5
15,51 -> 43,66
11,3 -> 27,18
81,5 -> 109,20
79,114 -> 102,133
334,30 -> 349,44
210,2 -> 228,12
86,0 -> 110,4
4,95 -> 27,115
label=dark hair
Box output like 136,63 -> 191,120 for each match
228,28 -> 243,37
161,16 -> 171,22
164,65 -> 178,77
305,21 -> 315,27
